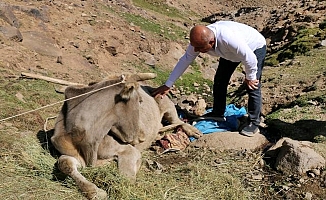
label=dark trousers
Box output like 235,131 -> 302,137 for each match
212,45 -> 266,126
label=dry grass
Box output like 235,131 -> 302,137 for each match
0,126 -> 84,200
0,123 -> 260,199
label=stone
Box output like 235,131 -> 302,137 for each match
0,26 -> 23,42
190,131 -> 269,151
266,137 -> 326,175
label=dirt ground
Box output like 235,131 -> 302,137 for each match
2,0 -> 324,115
0,0 -> 288,83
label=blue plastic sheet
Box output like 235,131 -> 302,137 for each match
190,104 -> 247,141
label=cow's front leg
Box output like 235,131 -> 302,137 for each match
179,123 -> 203,139
75,128 -> 105,167
117,146 -> 142,181
57,155 -> 107,200
98,135 -> 142,181
78,141 -> 100,166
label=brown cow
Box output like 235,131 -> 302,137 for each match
51,73 -> 202,199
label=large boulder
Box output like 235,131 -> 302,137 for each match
190,131 -> 269,151
266,137 -> 326,175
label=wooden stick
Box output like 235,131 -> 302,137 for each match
21,72 -> 83,86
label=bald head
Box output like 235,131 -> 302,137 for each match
189,25 -> 215,53
190,25 -> 214,46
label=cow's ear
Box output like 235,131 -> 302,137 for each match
118,82 -> 139,101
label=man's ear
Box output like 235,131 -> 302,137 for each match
209,39 -> 215,47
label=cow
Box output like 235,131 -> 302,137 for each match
51,73 -> 202,199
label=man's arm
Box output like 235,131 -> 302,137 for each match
165,44 -> 199,87
152,44 -> 199,97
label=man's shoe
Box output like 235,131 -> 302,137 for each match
195,112 -> 226,122
240,123 -> 259,137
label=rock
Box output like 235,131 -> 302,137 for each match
304,192 -> 313,200
21,31 -> 62,57
190,131 -> 269,151
0,2 -> 20,28
139,52 -> 155,66
57,56 -> 63,64
12,5 -> 50,22
0,26 -> 23,42
15,92 -> 25,102
320,39 -> 326,47
266,137 -> 326,175
186,94 -> 197,105
192,99 -> 207,116
105,46 -> 118,56
165,42 -> 185,64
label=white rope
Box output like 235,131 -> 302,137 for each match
0,76 -> 126,123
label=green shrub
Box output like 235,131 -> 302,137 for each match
264,55 -> 279,66
277,50 -> 295,62
267,26 -> 326,65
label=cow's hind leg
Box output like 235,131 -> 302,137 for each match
158,96 -> 203,139
58,155 -> 107,200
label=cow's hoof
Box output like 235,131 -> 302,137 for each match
95,188 -> 107,200
85,188 -> 107,200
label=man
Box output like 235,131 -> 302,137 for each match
151,21 -> 267,137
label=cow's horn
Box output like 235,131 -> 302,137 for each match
127,73 -> 157,81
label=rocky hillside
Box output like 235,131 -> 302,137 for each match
1,0 -> 326,116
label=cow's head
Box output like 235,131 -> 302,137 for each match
62,76 -> 147,147
110,82 -> 142,145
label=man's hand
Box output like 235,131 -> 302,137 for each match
244,79 -> 259,90
151,85 -> 170,98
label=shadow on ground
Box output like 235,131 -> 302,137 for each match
266,119 -> 326,142
36,129 -> 68,181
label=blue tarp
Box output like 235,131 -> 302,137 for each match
189,104 -> 247,141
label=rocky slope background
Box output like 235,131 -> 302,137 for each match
1,0 -> 325,115
0,0 -> 326,199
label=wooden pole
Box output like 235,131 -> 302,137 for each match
21,72 -> 83,86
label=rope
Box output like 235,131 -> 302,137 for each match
0,75 -> 126,123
